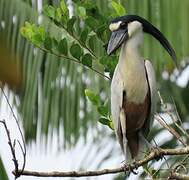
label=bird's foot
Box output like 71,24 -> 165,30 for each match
151,146 -> 164,161
121,161 -> 138,175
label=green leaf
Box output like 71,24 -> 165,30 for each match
99,117 -> 114,130
112,1 -> 126,16
38,26 -> 46,41
32,34 -> 43,46
96,24 -> 110,42
58,38 -> 68,55
52,38 -> 58,47
77,6 -> 86,18
67,16 -> 77,34
88,35 -> 96,52
109,120 -> 114,130
99,117 -> 109,125
20,27 -> 32,39
44,36 -> 52,50
99,56 -> 108,66
85,89 -> 100,106
80,28 -> 89,44
60,0 -> 69,15
43,5 -> 56,19
97,105 -> 108,116
20,22 -> 47,46
81,53 -> 92,67
59,0 -> 69,23
100,55 -> 117,74
85,4 -> 101,19
55,7 -> 62,22
85,17 -> 98,29
20,22 -> 34,39
70,43 -> 83,59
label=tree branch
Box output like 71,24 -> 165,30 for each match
12,146 -> 189,177
36,45 -> 111,80
155,114 -> 187,146
0,88 -> 27,178
58,22 -> 98,59
0,120 -> 19,178
169,172 -> 189,180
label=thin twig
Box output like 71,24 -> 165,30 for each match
12,146 -> 189,177
171,98 -> 189,139
169,172 -> 189,180
0,88 -> 26,177
169,149 -> 189,179
155,114 -> 187,146
0,120 -> 19,178
158,92 -> 189,140
171,98 -> 183,125
157,92 -> 189,178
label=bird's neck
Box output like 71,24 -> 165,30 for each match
117,36 -> 148,103
118,38 -> 144,71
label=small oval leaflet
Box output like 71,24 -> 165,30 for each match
70,43 -> 83,59
43,5 -> 56,19
44,36 -> 52,50
97,105 -> 108,117
81,53 -> 92,67
85,89 -> 100,106
80,28 -> 89,44
58,38 -> 68,55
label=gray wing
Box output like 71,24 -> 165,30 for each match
111,66 -> 127,152
143,60 -> 157,136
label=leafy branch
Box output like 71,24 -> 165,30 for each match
85,89 -> 113,129
36,44 -> 110,80
43,2 -> 98,59
20,0 -> 125,81
20,21 -> 111,80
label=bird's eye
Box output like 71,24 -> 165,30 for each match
120,22 -> 127,28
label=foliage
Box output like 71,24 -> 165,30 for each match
85,89 -> 114,130
20,0 -> 123,132
20,0 -> 120,76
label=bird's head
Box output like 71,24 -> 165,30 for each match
107,15 -> 177,63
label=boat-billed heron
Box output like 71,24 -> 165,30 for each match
107,15 -> 176,160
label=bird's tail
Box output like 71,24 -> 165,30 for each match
125,131 -> 151,162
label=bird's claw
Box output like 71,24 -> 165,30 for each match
131,160 -> 138,175
151,147 -> 164,161
122,161 -> 138,175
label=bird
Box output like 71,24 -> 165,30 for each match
107,15 -> 176,161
